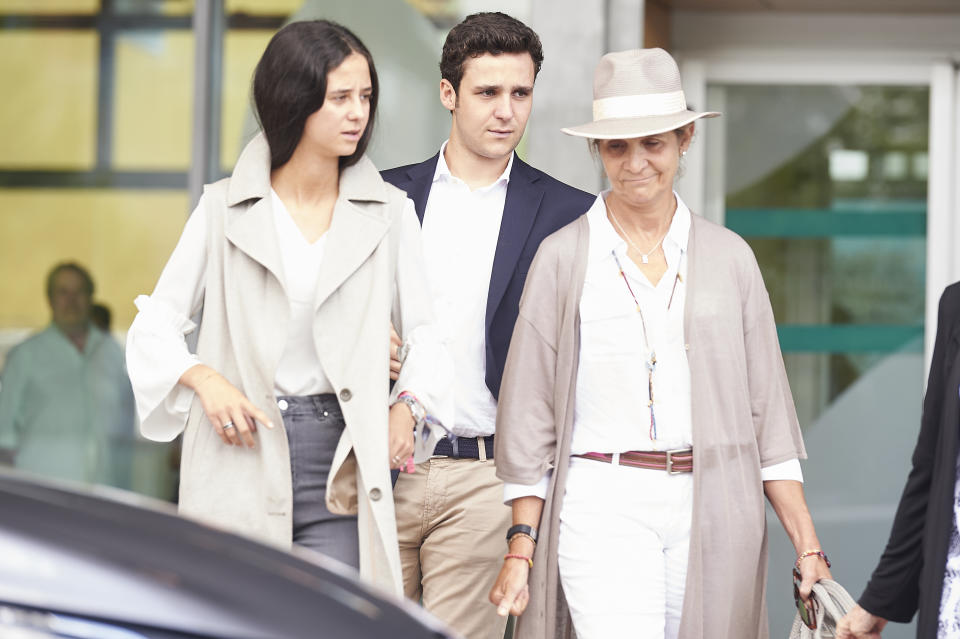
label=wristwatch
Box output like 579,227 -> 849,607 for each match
506,524 -> 538,544
396,392 -> 426,427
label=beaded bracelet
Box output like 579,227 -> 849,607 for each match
795,549 -> 831,569
397,390 -> 421,405
504,553 -> 534,569
508,532 -> 537,548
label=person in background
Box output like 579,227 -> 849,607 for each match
489,48 -> 831,639
838,282 -> 960,638
125,20 -> 451,594
0,262 -> 135,488
381,11 -> 593,638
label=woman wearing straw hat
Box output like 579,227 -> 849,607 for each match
488,48 -> 831,639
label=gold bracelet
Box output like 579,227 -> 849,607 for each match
191,370 -> 220,394
795,549 -> 831,569
508,532 -> 537,547
504,553 -> 533,569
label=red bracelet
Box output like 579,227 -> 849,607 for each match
504,553 -> 533,569
795,549 -> 831,569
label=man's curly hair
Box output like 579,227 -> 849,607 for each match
440,12 -> 544,93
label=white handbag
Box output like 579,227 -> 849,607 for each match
789,579 -> 857,639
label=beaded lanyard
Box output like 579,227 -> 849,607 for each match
610,249 -> 684,442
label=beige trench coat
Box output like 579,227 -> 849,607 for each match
174,134 -> 440,595
495,212 -> 806,638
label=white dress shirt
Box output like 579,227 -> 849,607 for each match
503,192 -> 801,502
418,141 -> 513,438
125,189 -> 443,436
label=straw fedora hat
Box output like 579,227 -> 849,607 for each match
562,48 -> 720,139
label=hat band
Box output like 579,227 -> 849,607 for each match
592,90 -> 687,121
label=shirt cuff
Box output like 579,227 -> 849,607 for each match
503,471 -> 551,504
761,458 -> 803,482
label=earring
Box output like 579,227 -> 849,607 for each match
681,149 -> 687,157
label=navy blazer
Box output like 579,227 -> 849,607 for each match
382,152 -> 594,399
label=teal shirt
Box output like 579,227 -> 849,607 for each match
0,324 -> 135,486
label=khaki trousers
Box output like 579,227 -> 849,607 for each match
393,455 -> 512,639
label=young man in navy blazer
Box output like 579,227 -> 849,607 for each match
381,12 -> 593,639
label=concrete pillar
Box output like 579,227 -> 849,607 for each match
607,0 -> 645,52
525,0 -> 607,193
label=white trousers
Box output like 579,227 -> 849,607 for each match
558,456 -> 693,639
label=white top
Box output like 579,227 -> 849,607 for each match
125,190 -> 445,436
502,192 -> 801,503
269,189 -> 333,396
937,445 -> 960,635
419,141 -> 513,438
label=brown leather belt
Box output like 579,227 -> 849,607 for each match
573,448 -> 693,474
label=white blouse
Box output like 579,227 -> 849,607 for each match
126,190 -> 450,438
269,189 -> 333,396
502,192 -> 801,503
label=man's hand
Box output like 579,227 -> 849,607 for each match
388,402 -> 415,469
390,324 -> 403,381
836,604 -> 887,639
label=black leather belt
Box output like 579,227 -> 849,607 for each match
433,434 -> 495,459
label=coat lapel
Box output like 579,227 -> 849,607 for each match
222,133 -> 287,291
314,157 -> 392,310
402,154 -> 439,224
312,200 -> 390,309
224,196 -> 287,292
485,156 -> 545,329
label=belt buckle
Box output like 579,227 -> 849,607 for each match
665,448 -> 688,475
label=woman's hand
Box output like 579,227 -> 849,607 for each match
836,604 -> 887,639
796,553 -> 832,603
180,364 -> 272,448
388,402 -> 415,469
489,536 -> 534,617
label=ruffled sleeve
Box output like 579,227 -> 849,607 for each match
126,195 -> 210,441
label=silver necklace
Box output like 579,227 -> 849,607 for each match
607,204 -> 668,264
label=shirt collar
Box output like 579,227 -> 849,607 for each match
432,140 -> 514,189
47,322 -> 102,357
587,190 -> 692,263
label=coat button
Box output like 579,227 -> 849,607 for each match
369,487 -> 382,501
277,399 -> 289,410
339,388 -> 352,402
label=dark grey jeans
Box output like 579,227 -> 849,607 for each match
278,394 -> 359,569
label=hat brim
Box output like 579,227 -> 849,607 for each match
561,110 -> 721,139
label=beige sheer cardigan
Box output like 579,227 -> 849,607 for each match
494,211 -> 806,639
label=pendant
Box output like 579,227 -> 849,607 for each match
641,253 -> 649,264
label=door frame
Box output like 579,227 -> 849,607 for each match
677,53 -> 959,373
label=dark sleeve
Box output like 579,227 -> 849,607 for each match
858,284 -> 960,621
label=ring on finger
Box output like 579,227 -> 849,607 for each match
223,421 -> 236,430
